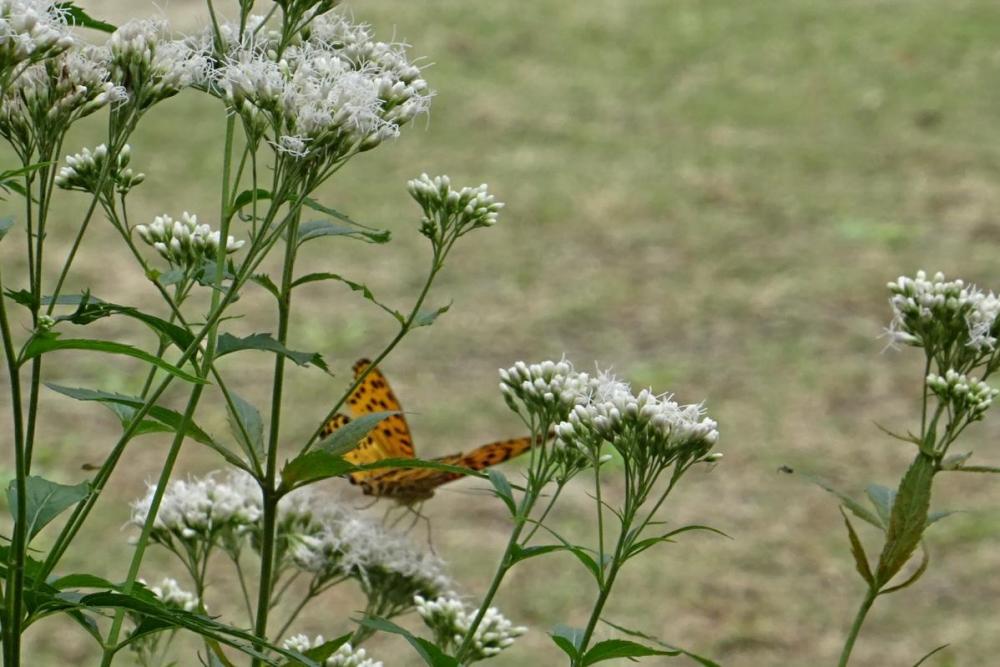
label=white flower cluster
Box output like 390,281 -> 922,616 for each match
145,577 -> 200,612
927,369 -> 999,422
556,371 -> 719,463
408,174 -> 504,242
499,358 -> 597,422
0,45 -> 126,147
415,595 -> 526,662
289,510 -> 451,603
108,18 -> 208,109
887,271 -> 1000,354
55,143 -> 145,194
0,0 -> 74,73
129,471 -> 261,546
212,12 -> 430,162
135,212 -> 245,268
281,636 -> 382,667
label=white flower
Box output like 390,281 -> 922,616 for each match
415,594 -> 527,662
55,143 -> 145,194
926,369 -> 999,421
0,0 -> 74,73
211,11 -> 430,163
886,270 -> 1000,354
134,211 -> 245,268
498,358 -> 595,421
280,635 -> 383,667
409,174 -> 504,240
108,18 -> 208,108
145,577 -> 201,612
129,471 -> 261,546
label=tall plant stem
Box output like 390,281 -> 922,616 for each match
252,205 -> 302,666
0,265 -> 27,667
838,588 -> 878,667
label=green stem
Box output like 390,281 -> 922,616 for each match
574,562 -> 623,665
0,265 -> 27,667
837,588 -> 878,667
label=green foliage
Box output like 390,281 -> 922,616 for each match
6,476 -> 89,542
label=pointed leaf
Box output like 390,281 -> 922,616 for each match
56,2 -> 116,32
216,333 -> 328,371
318,411 -> 399,456
356,617 -> 458,666
413,302 -> 451,328
231,188 -> 272,212
881,542 -> 930,595
865,484 -> 895,528
799,471 -> 883,529
290,273 -> 403,322
509,544 -> 565,565
7,476 -> 89,541
840,507 -> 874,586
486,468 -> 516,516
280,451 -> 355,489
22,335 -> 204,384
600,619 -> 721,667
912,644 -> 949,666
876,455 -> 935,587
296,220 -> 388,245
252,274 -> 280,301
583,638 -> 676,664
550,625 -> 585,660
302,198 -> 391,243
226,391 -> 264,460
0,217 -> 13,241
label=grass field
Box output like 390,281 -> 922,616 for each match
3,0 -> 1000,664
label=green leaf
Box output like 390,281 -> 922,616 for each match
227,391 -> 264,461
53,298 -> 194,350
101,401 -> 174,437
624,524 -> 730,561
600,619 -> 721,667
252,274 -> 280,301
583,639 -> 676,665
799,471 -> 884,530
56,2 -> 116,32
302,198 -> 391,243
216,332 -> 328,371
509,543 -> 565,565
280,451 -> 355,489
550,625 -> 584,660
22,334 -> 205,384
49,573 -> 117,590
876,454 -> 935,587
278,633 -> 352,666
296,219 -> 389,245
290,273 -> 404,322
865,484 -> 895,528
0,217 -> 13,241
534,524 -> 603,582
45,384 -> 247,470
881,542 -> 930,595
486,469 -> 516,516
912,644 -> 949,666
231,188 -> 272,212
356,617 -> 459,667
7,476 -> 89,541
926,510 -> 958,527
318,411 -> 398,456
413,302 -> 451,328
841,507 -> 874,586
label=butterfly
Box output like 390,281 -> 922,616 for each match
320,359 -> 533,504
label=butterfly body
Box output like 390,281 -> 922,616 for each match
321,359 -> 532,504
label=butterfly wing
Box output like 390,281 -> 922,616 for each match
362,436 -> 534,502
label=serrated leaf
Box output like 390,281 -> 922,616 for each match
841,507 -> 874,586
45,384 -> 247,470
599,619 -> 721,667
0,217 -> 13,241
357,617 -> 458,666
413,302 -> 451,328
799,471 -> 884,530
290,272 -> 403,322
7,476 -> 89,542
881,542 -> 930,595
102,401 -> 173,437
486,469 -> 516,516
49,573 -> 117,590
318,411 -> 398,455
280,451 -> 355,489
582,638 -> 676,665
226,391 -> 264,460
876,455 -> 935,587
865,484 -> 896,528
56,2 -> 116,32
51,298 -> 194,350
216,332 -> 328,371
22,335 -> 205,384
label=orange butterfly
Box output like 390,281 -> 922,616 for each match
320,359 -> 533,504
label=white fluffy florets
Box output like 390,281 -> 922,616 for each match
415,595 -> 526,662
280,636 -> 383,667
134,212 -> 245,268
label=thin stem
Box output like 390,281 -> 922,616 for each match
521,482 -> 566,544
232,555 -> 256,625
0,265 -> 27,667
837,588 -> 878,667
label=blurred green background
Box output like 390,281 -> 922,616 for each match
3,0 -> 1000,664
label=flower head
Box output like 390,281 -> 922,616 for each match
108,18 -> 208,109
145,577 -> 201,612
0,0 -> 74,75
134,212 -> 245,269
926,369 -> 998,423
409,174 -> 503,243
415,594 -> 527,662
499,358 -> 596,423
280,636 -> 383,667
55,143 -> 145,194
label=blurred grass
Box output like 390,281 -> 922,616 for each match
2,0 -> 1000,664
